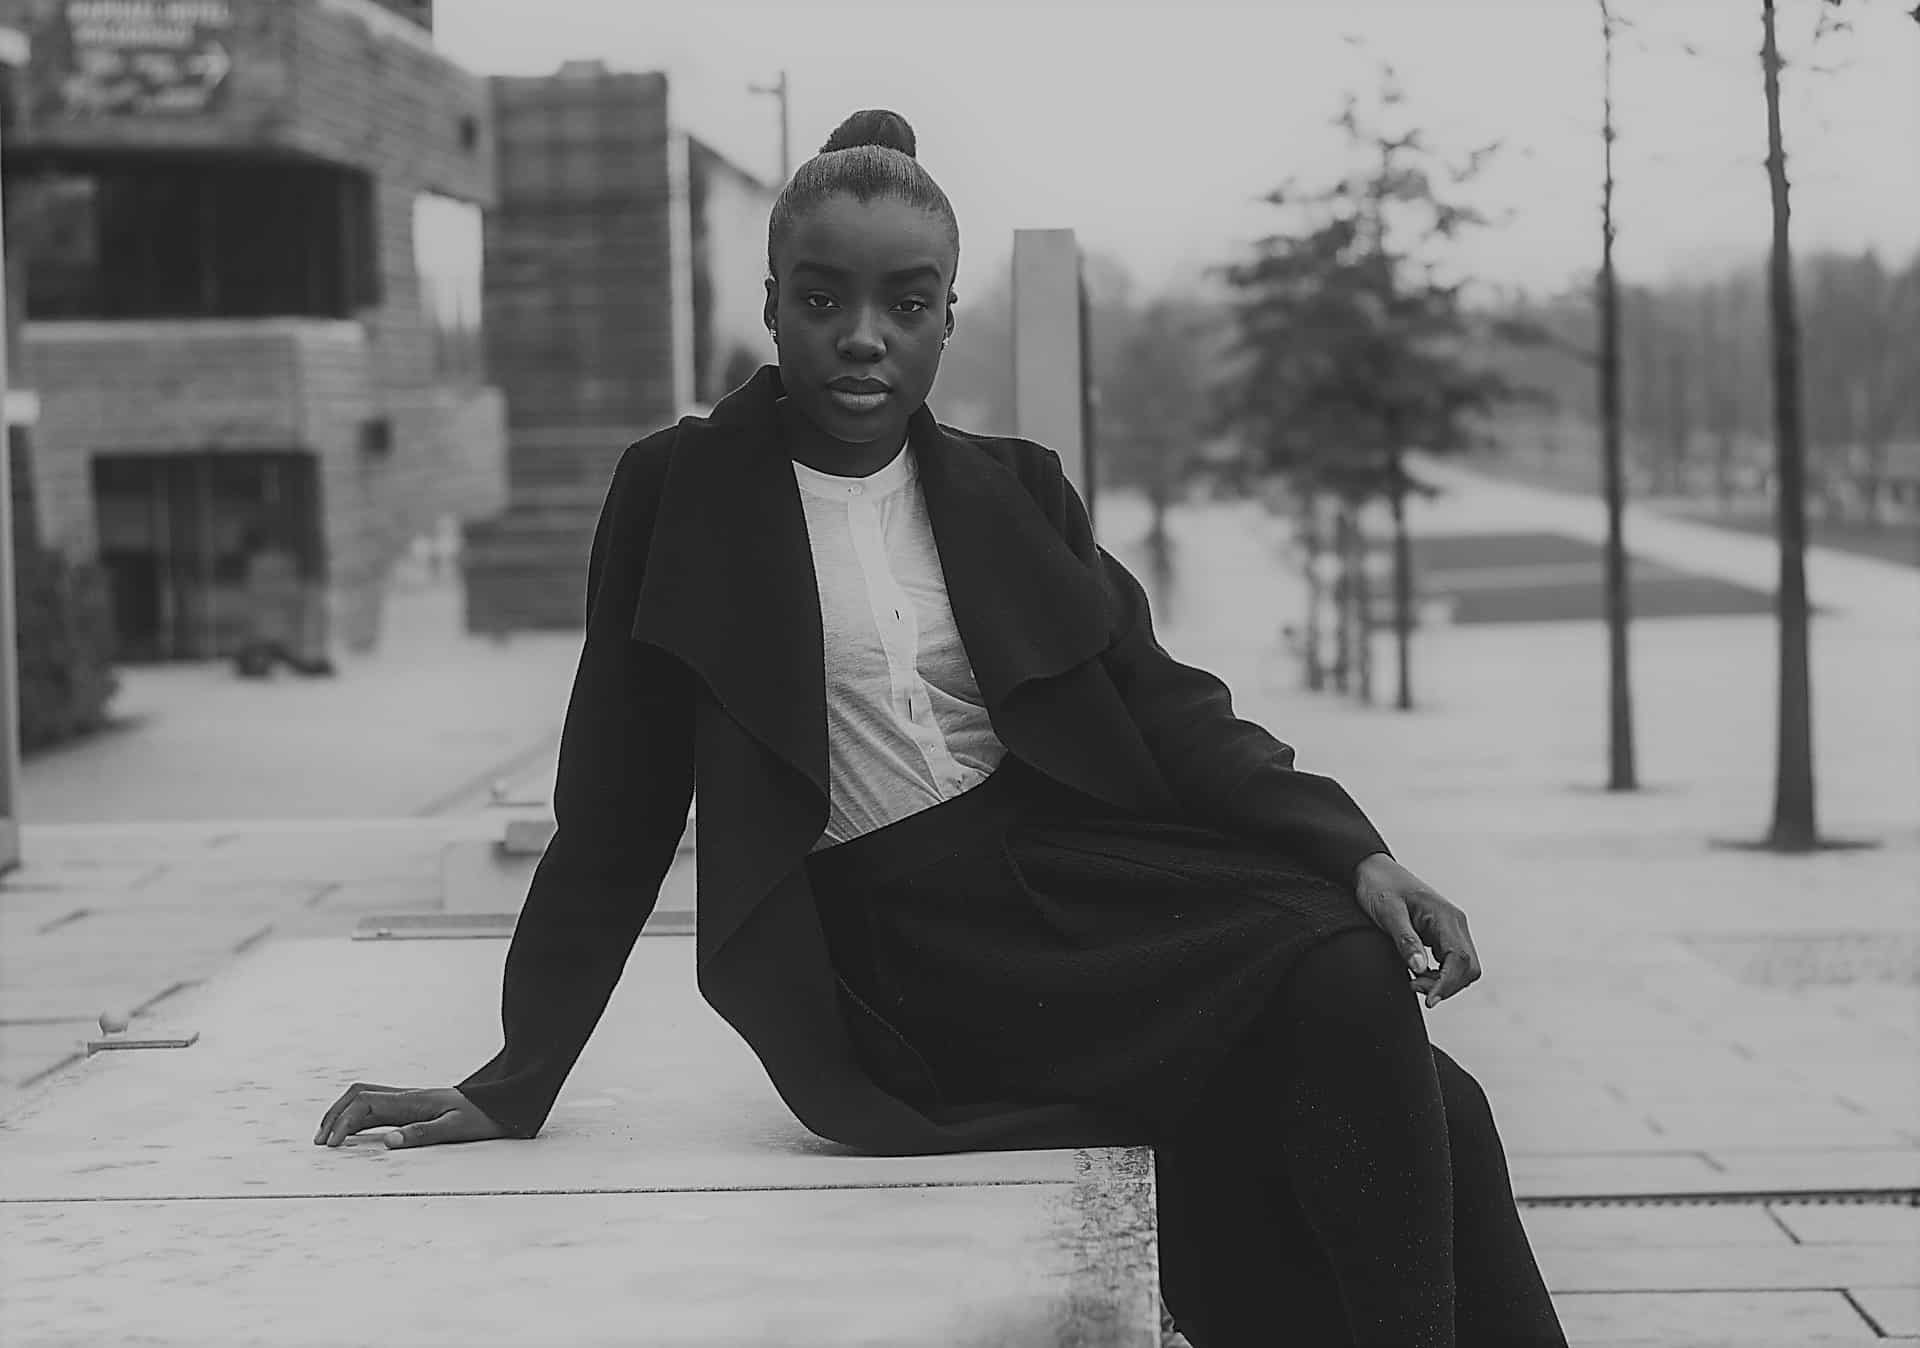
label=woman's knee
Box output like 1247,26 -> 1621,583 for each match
1432,1046 -> 1501,1150
1283,927 -> 1428,1041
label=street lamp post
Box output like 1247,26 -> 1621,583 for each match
748,70 -> 790,182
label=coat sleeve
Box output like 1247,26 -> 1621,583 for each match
1043,453 -> 1391,884
455,438 -> 696,1139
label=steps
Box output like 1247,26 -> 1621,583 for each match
460,428 -> 636,632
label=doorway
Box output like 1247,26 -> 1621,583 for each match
91,451 -> 323,661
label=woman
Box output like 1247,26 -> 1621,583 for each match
316,110 -> 1565,1347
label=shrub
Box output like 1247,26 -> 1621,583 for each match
14,544 -> 120,755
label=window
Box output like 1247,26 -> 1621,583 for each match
412,192 -> 484,383
6,154 -> 379,319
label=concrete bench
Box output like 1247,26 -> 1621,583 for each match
1,914 -> 1164,1345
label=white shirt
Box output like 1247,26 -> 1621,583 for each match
792,442 -> 1008,850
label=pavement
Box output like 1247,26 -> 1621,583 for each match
1,461 -> 1915,1345
15,563 -> 583,824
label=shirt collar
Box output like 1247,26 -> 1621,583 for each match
791,440 -> 915,502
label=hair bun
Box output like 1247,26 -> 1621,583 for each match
819,109 -> 917,158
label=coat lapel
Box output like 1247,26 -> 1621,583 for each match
909,410 -> 1115,711
627,367 -> 830,808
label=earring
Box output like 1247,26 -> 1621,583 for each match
940,336 -> 949,350
768,323 -> 778,342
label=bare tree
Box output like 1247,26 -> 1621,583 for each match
1597,0 -> 1640,792
1758,0 -> 1820,850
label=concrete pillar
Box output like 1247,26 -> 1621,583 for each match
665,123 -> 697,418
1011,229 -> 1093,532
0,25 -> 25,873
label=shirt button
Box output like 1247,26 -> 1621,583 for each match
849,485 -> 863,496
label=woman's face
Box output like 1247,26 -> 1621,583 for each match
765,192 -> 956,454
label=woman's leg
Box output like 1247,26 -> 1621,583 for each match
1430,1047 -> 1565,1344
1157,933 -> 1567,1347
1155,1136 -> 1350,1346
1160,927 -> 1457,1346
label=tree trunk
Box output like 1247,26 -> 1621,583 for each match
1598,0 -> 1639,792
1665,348 -> 1692,496
1352,504 -> 1374,705
1300,485 -> 1326,691
1331,504 -> 1353,695
1761,0 -> 1818,851
1147,477 -> 1170,552
1390,456 -> 1415,712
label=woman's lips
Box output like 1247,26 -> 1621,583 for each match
827,388 -> 889,414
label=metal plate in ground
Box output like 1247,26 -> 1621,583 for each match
353,909 -> 694,939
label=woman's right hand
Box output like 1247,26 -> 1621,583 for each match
314,1083 -> 508,1149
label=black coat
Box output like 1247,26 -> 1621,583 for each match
457,366 -> 1389,1156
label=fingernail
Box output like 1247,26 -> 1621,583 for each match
1408,950 -> 1428,974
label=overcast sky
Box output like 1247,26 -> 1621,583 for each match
436,0 -> 1919,302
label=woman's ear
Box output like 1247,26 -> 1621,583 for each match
763,277 -> 779,333
944,294 -> 956,344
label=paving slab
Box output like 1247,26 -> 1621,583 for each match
1772,1204 -> 1920,1244
1551,1289 -> 1879,1341
1537,1239 -> 1918,1291
1851,1287 -> 1920,1336
1517,1204 -> 1792,1247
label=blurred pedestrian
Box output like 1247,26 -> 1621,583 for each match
233,529 -> 334,679
317,109 -> 1564,1346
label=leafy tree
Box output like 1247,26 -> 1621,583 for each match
1221,68 -> 1535,711
1099,297 -> 1221,551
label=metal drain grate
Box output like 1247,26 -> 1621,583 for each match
1520,1188 -> 1919,1208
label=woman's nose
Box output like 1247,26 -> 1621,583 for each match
839,310 -> 885,358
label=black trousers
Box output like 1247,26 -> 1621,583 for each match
1154,927 -> 1566,1347
808,764 -> 1565,1345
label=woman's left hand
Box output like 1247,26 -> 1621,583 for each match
1351,853 -> 1482,1009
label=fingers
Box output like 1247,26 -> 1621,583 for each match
315,1086 -> 428,1148
384,1109 -> 463,1149
1363,900 -> 1431,977
1401,894 -> 1482,1008
1423,949 -> 1482,1008
315,1082 -> 405,1147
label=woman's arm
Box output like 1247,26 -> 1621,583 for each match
454,436 -> 696,1139
1045,455 -> 1390,884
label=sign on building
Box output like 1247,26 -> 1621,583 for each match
41,0 -> 234,120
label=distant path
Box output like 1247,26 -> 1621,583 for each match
1467,452 -> 1919,570
1411,455 -> 1920,631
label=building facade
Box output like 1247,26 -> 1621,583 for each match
462,62 -> 771,633
0,0 -> 505,659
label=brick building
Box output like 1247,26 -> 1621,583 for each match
462,62 -> 771,633
0,0 -> 505,659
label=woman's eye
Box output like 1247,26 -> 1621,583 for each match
803,294 -> 836,310
897,298 -> 929,314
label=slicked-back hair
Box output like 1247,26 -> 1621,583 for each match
766,109 -> 961,283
